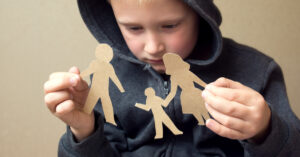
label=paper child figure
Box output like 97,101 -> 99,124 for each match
81,44 -> 125,126
135,87 -> 183,139
162,53 -> 210,125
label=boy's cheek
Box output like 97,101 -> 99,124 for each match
119,29 -> 144,56
124,39 -> 144,57
167,31 -> 197,59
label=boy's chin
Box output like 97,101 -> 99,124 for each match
152,65 -> 166,74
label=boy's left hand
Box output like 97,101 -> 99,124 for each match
202,77 -> 271,143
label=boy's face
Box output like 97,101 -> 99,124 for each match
110,0 -> 199,73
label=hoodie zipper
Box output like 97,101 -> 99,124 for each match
163,80 -> 170,97
145,65 -> 170,97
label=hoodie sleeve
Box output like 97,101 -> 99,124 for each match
240,60 -> 300,156
58,111 -> 122,157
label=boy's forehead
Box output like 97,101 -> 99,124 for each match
110,0 -> 153,4
110,0 -> 184,6
110,0 -> 192,16
111,0 -> 197,27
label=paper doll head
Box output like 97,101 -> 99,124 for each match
145,87 -> 155,97
163,53 -> 190,75
95,44 -> 113,63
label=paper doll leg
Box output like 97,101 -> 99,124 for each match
194,108 -> 210,125
194,113 -> 205,125
154,119 -> 163,139
197,98 -> 210,125
200,102 -> 210,121
180,92 -> 194,114
101,93 -> 117,126
162,114 -> 183,135
180,93 -> 204,124
186,91 -> 210,125
83,86 -> 99,114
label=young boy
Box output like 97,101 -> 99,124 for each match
43,0 -> 300,156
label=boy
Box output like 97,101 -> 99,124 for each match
43,0 -> 300,156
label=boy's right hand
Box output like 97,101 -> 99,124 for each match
44,66 -> 94,142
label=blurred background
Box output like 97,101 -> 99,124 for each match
0,0 -> 299,156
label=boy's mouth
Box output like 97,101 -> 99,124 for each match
147,59 -> 164,65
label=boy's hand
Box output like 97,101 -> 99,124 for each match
202,77 -> 271,143
44,66 -> 94,142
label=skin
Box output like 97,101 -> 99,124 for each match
44,67 -> 94,141
44,0 -> 271,143
110,0 -> 199,73
202,78 -> 271,143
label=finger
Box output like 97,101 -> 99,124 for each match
206,83 -> 265,107
68,67 -> 89,92
44,74 -> 79,93
44,91 -> 72,112
205,102 -> 246,132
55,100 -> 76,117
68,66 -> 80,74
72,75 -> 89,92
204,84 -> 251,105
202,89 -> 248,119
206,119 -> 246,140
48,66 -> 80,80
49,72 -> 67,80
211,77 -> 245,89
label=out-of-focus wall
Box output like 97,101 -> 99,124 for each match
0,0 -> 299,156
0,1 -> 97,156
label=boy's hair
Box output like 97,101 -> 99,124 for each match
108,0 -> 153,5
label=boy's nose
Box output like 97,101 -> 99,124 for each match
144,34 -> 165,55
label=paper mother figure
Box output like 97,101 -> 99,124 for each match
135,87 -> 183,139
162,53 -> 210,125
81,44 -> 125,126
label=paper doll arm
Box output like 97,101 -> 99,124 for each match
80,61 -> 96,78
80,69 -> 94,78
135,103 -> 151,111
109,66 -> 125,93
190,72 -> 207,88
162,78 -> 177,107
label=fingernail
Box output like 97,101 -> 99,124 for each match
202,90 -> 208,98
56,105 -> 62,112
206,84 -> 213,90
205,103 -> 209,108
70,78 -> 76,86
206,119 -> 213,128
70,75 -> 79,86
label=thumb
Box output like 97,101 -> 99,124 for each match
69,66 -> 80,74
211,77 -> 243,89
69,66 -> 89,91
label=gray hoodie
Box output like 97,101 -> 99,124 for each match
58,0 -> 300,156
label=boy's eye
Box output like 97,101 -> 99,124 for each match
162,23 -> 179,29
128,26 -> 143,31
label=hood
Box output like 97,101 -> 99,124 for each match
77,0 -> 223,66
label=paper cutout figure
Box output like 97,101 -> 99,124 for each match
81,44 -> 125,125
162,53 -> 210,125
135,88 -> 183,139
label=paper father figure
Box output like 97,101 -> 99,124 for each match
135,88 -> 183,139
162,53 -> 210,125
81,44 -> 125,126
